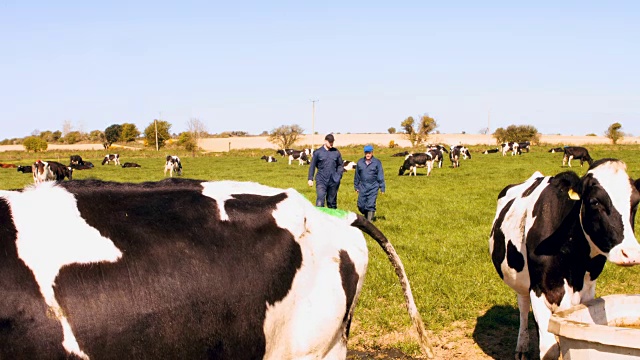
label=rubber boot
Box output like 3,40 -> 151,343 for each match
366,211 -> 375,221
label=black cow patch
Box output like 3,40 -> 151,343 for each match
339,250 -> 359,336
491,199 -> 515,279
53,178 -> 303,359
506,241 -> 525,272
522,177 -> 544,197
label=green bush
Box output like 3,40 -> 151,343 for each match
23,136 -> 48,152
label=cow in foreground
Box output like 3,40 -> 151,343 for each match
101,154 -> 120,165
0,179 -> 433,359
261,155 -> 278,163
489,159 -> 640,359
164,155 -> 183,177
33,160 -> 72,183
562,146 -> 593,167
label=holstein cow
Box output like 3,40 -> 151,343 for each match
427,144 -> 448,153
122,162 -> 142,168
164,155 -> 183,177
449,147 -> 461,168
32,160 -> 72,183
548,147 -> 564,153
562,146 -> 594,167
17,165 -> 32,174
288,150 -> 309,165
69,155 -> 84,165
482,148 -> 500,154
450,145 -> 471,159
0,179 -> 433,359
342,160 -> 356,171
518,141 -> 531,153
276,149 -> 295,157
70,161 -> 94,170
398,151 -> 441,176
489,159 -> 640,359
501,142 -> 520,156
391,151 -> 409,157
261,155 -> 278,163
101,154 -> 120,165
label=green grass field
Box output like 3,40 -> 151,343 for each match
2,144 -> 640,357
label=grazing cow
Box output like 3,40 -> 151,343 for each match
342,160 -> 356,171
391,151 -> 409,157
261,155 -> 278,163
0,179 -> 433,359
276,149 -> 295,157
482,148 -> 500,154
0,163 -> 17,168
518,141 -> 531,153
17,165 -> 32,174
303,148 -> 314,157
164,155 -> 183,177
398,151 -> 441,176
449,147 -> 461,168
69,155 -> 84,165
288,150 -> 309,165
70,161 -> 94,170
562,146 -> 594,167
101,154 -> 120,165
501,142 -> 520,156
489,159 -> 640,359
32,160 -> 72,183
548,147 -> 564,153
122,162 -> 142,168
450,145 -> 471,159
427,144 -> 448,153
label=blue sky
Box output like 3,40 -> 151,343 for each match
1,1 -> 638,139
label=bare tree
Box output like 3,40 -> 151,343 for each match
187,118 -> 207,149
268,124 -> 304,149
62,120 -> 73,137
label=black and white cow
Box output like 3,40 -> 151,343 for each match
427,144 -> 448,153
69,155 -> 84,165
101,154 -> 120,165
164,155 -> 183,177
261,155 -> 278,163
122,162 -> 142,168
501,142 -> 520,156
70,161 -> 94,170
548,147 -> 564,153
450,145 -> 471,159
276,149 -> 295,157
0,179 -> 433,359
32,160 -> 72,183
288,151 -> 309,165
517,141 -> 531,153
489,159 -> 640,359
391,151 -> 409,157
562,146 -> 594,167
482,148 -> 500,154
342,160 -> 356,171
398,151 -> 441,176
17,165 -> 32,173
449,147 -> 461,168
303,148 -> 314,157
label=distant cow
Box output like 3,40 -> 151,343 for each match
562,146 -> 593,167
276,149 -> 295,157
17,165 -> 32,173
517,141 -> 531,153
164,155 -> 183,177
391,151 -> 409,157
501,142 -> 520,156
450,145 -> 471,159
70,161 -> 94,170
398,151 -> 441,176
102,154 -> 120,165
32,160 -> 72,183
288,151 -> 309,165
548,147 -> 564,153
122,162 -> 141,168
482,148 -> 500,154
490,159 -> 640,359
69,155 -> 84,165
260,155 -> 277,163
0,163 -> 17,168
0,179 -> 433,359
427,144 -> 448,153
450,147 -> 461,168
342,160 -> 356,171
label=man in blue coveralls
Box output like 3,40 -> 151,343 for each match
354,145 -> 385,221
308,134 -> 344,208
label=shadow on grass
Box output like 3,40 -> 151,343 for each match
473,305 -> 539,359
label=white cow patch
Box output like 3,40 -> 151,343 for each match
201,181 -> 291,222
4,182 -> 123,359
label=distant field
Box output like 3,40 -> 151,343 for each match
2,144 -> 640,359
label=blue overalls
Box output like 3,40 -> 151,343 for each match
354,157 -> 385,215
308,146 -> 343,208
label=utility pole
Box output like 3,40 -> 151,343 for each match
487,109 -> 491,136
155,112 -> 160,152
310,99 -> 318,151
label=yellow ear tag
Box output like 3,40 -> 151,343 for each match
568,189 -> 581,200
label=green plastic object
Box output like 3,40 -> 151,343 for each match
316,207 -> 349,219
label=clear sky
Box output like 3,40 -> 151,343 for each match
1,1 -> 638,140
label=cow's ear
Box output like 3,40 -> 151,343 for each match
634,178 -> 640,193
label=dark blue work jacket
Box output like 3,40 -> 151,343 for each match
308,146 -> 343,185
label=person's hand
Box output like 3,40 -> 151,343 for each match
380,191 -> 385,195
355,189 -> 359,193
308,180 -> 313,187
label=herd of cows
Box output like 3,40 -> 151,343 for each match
0,141 -> 633,360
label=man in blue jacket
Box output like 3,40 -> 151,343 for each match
308,134 -> 344,209
354,145 -> 385,221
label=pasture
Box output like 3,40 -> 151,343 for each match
2,144 -> 640,359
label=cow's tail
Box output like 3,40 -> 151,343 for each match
350,214 -> 434,359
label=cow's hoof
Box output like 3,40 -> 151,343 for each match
515,351 -> 529,360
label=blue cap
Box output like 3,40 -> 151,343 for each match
364,145 -> 374,153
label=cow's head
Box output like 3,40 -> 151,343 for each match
101,156 -> 109,165
398,157 -> 412,175
571,159 -> 640,266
